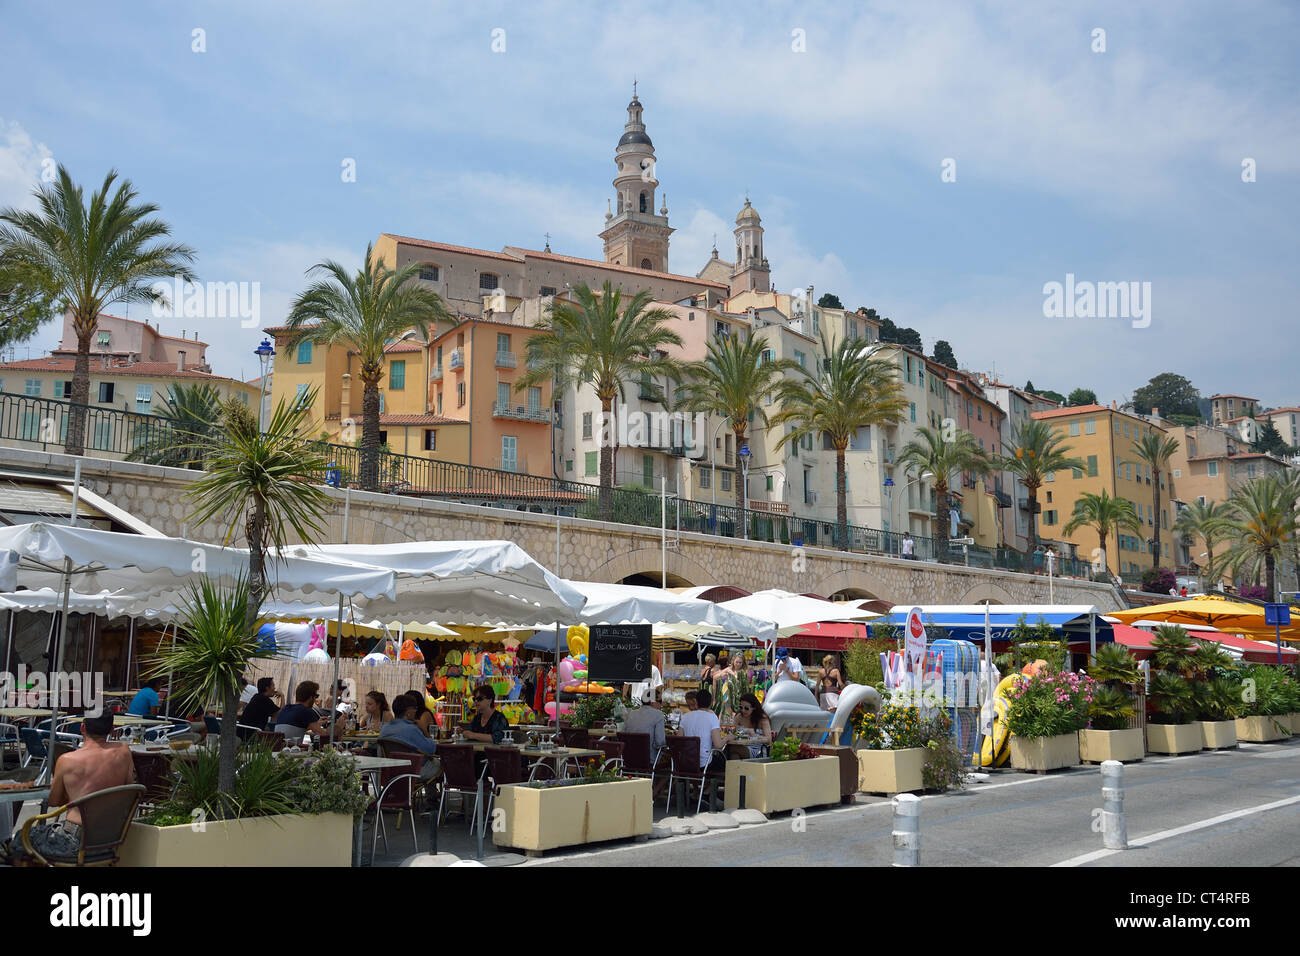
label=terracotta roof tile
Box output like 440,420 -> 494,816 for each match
503,246 -> 728,290
0,357 -> 231,381
385,234 -> 525,264
1032,404 -> 1111,420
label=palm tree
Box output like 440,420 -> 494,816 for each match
1130,432 -> 1181,569
0,166 -> 196,455
676,333 -> 797,539
1174,498 -> 1229,591
126,383 -> 224,468
186,392 -> 333,793
769,333 -> 907,550
1218,473 -> 1299,602
1000,419 -> 1086,557
1061,490 -> 1142,578
893,425 -> 993,562
518,281 -> 682,520
146,577 -> 277,808
285,243 -> 450,491
1149,624 -> 1196,676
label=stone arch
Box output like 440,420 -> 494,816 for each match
589,547 -> 709,588
809,568 -> 890,603
955,582 -> 1016,605
827,586 -> 880,602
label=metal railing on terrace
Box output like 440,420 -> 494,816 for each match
0,392 -> 1100,579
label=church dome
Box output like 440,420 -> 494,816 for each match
736,199 -> 761,225
618,130 -> 653,148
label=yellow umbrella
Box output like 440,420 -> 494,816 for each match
1109,595 -> 1300,641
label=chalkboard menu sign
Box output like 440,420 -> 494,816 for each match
588,624 -> 652,682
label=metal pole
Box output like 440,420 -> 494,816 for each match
661,476 -> 667,589
1089,612 -> 1097,659
476,776 -> 485,860
556,517 -> 561,575
1100,760 -> 1127,849
42,557 -> 74,785
1277,620 -> 1283,666
70,460 -> 81,527
329,594 -> 344,749
342,487 -> 351,544
892,793 -> 920,866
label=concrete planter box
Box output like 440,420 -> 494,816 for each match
724,756 -> 840,813
119,812 -> 353,867
1009,734 -> 1080,772
1200,720 -> 1237,750
1235,715 -> 1289,742
1285,714 -> 1300,733
1146,722 -> 1201,754
1078,728 -> 1144,763
492,778 -> 651,854
856,748 -> 926,794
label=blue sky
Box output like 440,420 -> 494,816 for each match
3,1 -> 1298,405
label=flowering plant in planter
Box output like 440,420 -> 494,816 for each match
851,701 -> 925,750
768,735 -> 816,761
1005,668 -> 1095,738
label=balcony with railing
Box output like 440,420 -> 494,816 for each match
449,348 -> 464,371
495,351 -> 517,369
430,362 -> 443,382
492,401 -> 551,423
492,457 -> 527,474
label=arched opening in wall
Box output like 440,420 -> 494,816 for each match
640,258 -> 652,270
619,571 -> 693,589
639,192 -> 647,213
828,587 -> 880,603
617,194 -> 624,213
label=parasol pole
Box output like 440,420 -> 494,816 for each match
553,623 -> 562,731
42,557 -> 74,785
330,593 -> 344,748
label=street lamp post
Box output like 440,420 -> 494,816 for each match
254,337 -> 275,432
738,443 -> 752,540
1046,548 -> 1057,604
709,416 -> 730,510
885,469 -> 933,556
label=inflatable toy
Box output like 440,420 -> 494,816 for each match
973,673 -> 1019,767
543,624 -> 612,717
302,624 -> 331,662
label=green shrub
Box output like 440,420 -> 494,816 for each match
1087,684 -> 1135,731
1148,672 -> 1196,724
1005,668 -> 1094,738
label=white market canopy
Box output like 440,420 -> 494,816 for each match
0,523 -> 399,614
488,580 -> 776,642
716,589 -> 878,634
275,540 -> 588,627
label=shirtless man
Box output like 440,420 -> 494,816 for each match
29,712 -> 135,859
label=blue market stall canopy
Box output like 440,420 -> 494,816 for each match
874,605 -> 1113,647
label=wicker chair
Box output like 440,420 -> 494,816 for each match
18,784 -> 145,866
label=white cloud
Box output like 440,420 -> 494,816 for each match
0,117 -> 53,212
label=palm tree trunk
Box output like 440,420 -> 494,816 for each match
836,448 -> 848,551
232,498 -> 266,805
1265,553 -> 1276,603
1097,529 -> 1109,580
935,485 -> 950,563
598,396 -> 614,522
734,427 -> 747,541
1026,486 -> 1040,557
360,375 -> 381,492
1151,475 -> 1162,569
65,323 -> 93,456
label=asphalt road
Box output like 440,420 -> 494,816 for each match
528,737 -> 1300,867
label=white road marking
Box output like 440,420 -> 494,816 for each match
1051,793 -> 1300,867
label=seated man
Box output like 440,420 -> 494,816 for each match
274,681 -> 338,744
237,677 -> 283,739
20,712 -> 135,861
463,687 -> 509,744
127,678 -> 162,718
679,688 -> 725,775
378,694 -> 441,781
622,688 -> 667,755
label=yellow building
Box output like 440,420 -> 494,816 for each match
264,316 -> 553,478
1031,404 -> 1179,579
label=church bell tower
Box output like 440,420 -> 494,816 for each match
600,85 -> 673,273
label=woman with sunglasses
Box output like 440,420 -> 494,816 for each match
731,693 -> 772,758
464,686 -> 510,744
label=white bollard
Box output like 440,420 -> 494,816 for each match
892,793 -> 921,866
1100,760 -> 1127,850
